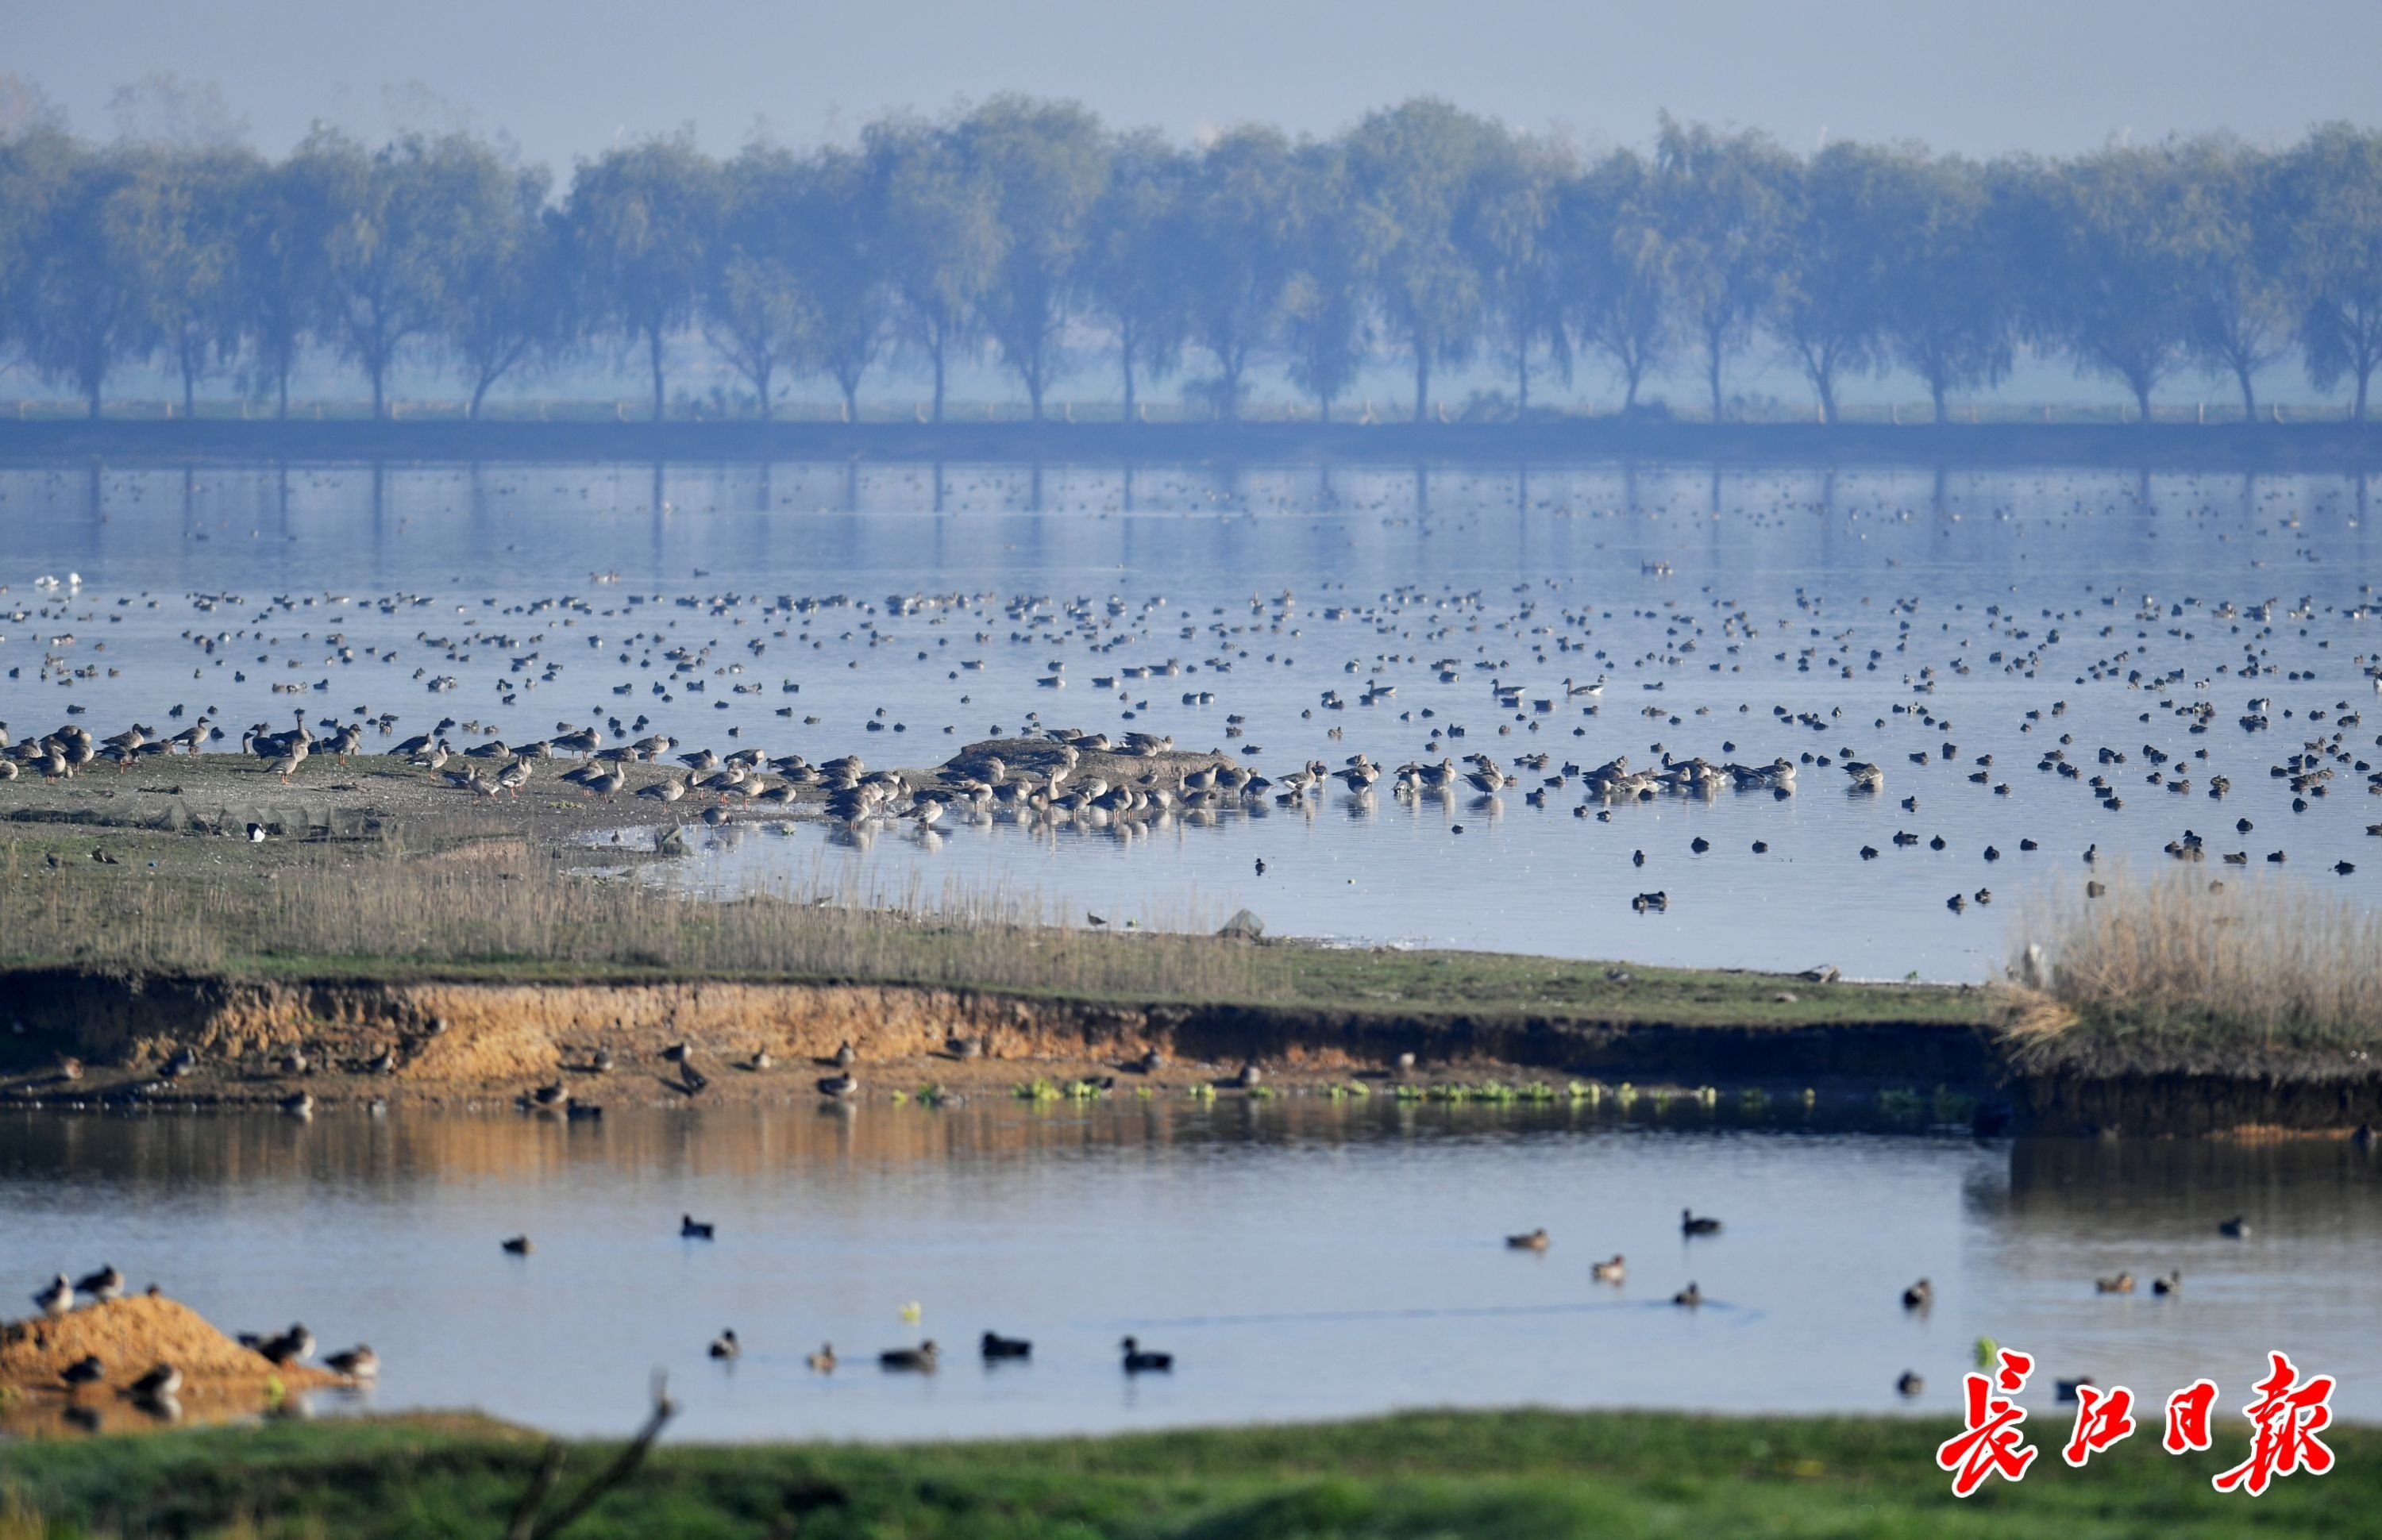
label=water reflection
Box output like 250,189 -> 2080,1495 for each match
3,1104 -> 2374,1440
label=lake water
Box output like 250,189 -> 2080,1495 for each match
2,457 -> 2379,979
4,1102 -> 2375,1440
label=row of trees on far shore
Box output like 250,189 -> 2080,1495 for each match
5,97 -> 2382,424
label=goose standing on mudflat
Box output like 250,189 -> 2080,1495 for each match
34,1273 -> 75,1316
75,1265 -> 125,1302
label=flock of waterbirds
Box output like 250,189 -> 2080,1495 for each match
13,464 -> 2382,937
25,1262 -> 375,1426
1501,1205 -> 2260,1404
7,501 -> 2382,926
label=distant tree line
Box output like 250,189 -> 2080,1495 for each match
4,97 -> 2382,425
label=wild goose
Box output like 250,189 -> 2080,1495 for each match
879,1341 -> 938,1371
73,1264 -> 124,1302
258,734 -> 310,784
34,1273 -> 75,1316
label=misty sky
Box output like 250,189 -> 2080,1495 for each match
10,0 -> 2380,164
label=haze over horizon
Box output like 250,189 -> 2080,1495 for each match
9,0 -> 2380,165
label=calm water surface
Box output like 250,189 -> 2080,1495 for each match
3,1103 -> 2376,1439
2,458 -> 2379,979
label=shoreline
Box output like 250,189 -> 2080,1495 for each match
4,754 -> 2376,1138
4,960 -> 2379,1137
0,1406 -> 2368,1534
5,416 -> 2382,471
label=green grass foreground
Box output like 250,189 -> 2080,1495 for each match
1,1409 -> 2369,1539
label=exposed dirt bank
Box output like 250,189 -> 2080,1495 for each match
0,965 -> 1998,1112
6,964 -> 2379,1135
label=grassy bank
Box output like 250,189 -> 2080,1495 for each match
4,415 -> 2381,471
0,817 -> 1986,1033
1,1408 -> 2367,1539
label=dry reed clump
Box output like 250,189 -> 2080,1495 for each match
0,840 -> 1297,1004
2004,868 -> 2382,1072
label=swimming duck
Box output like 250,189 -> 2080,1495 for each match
502,1235 -> 533,1255
2095,1272 -> 2135,1295
2056,1376 -> 2095,1403
1902,1279 -> 1933,1311
1672,1282 -> 1704,1307
680,1214 -> 716,1240
818,1072 -> 858,1099
1896,1370 -> 1925,1397
708,1330 -> 741,1360
2153,1272 -> 2182,1296
326,1346 -> 379,1379
1680,1209 -> 1722,1235
1590,1254 -> 1626,1283
879,1341 -> 939,1371
980,1331 -> 1033,1360
1120,1336 -> 1174,1373
2218,1217 -> 2249,1238
1505,1228 -> 1551,1252
807,1343 -> 837,1373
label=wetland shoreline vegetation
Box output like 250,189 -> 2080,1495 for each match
4,780 -> 2380,1134
3,1407 -> 2374,1540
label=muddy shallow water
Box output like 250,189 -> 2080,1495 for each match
3,1102 -> 2375,1439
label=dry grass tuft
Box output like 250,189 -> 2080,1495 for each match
2006,868 -> 2382,1073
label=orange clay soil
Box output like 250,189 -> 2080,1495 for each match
0,1296 -> 341,1393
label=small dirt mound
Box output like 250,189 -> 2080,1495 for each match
0,1296 -> 338,1391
